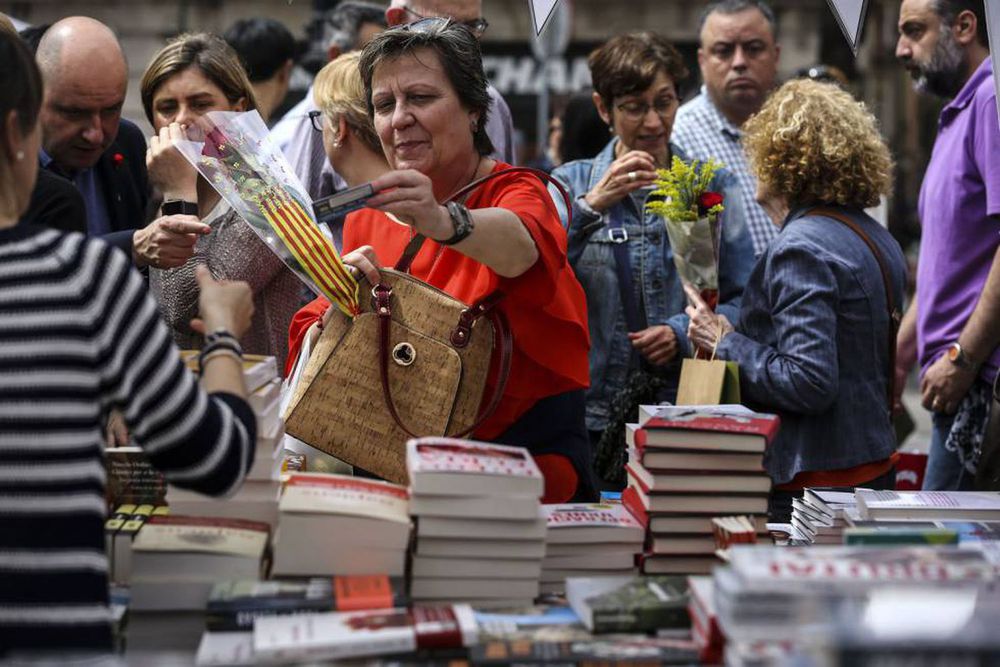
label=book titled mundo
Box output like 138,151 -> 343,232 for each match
729,545 -> 995,588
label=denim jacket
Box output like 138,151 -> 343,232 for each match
550,140 -> 755,431
715,206 -> 907,484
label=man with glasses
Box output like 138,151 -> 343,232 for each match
385,0 -> 516,164
672,0 -> 781,257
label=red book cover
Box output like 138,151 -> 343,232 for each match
622,487 -> 649,528
635,410 -> 780,447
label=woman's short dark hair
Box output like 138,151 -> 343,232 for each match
358,20 -> 494,157
0,31 -> 42,218
588,32 -> 689,108
141,33 -> 258,126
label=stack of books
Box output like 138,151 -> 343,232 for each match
128,515 -> 270,611
714,544 -> 996,644
623,405 -> 776,575
688,576 -> 724,665
408,437 -> 545,609
790,488 -> 858,545
167,354 -> 285,528
540,503 -> 644,593
271,473 -> 410,577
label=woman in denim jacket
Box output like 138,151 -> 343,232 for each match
687,80 -> 906,522
550,32 -> 754,451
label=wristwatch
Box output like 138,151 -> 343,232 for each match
438,202 -> 475,246
162,199 -> 199,216
947,342 -> 976,370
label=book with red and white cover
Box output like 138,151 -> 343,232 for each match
627,463 -> 770,494
132,515 -> 270,559
279,473 -> 409,524
544,503 -> 644,544
623,490 -> 768,534
728,545 -> 995,589
406,438 -> 543,497
632,407 -> 779,454
253,604 -> 478,663
687,576 -> 723,664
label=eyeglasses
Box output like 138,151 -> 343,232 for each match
615,97 -> 678,122
399,6 -> 489,37
308,110 -> 324,132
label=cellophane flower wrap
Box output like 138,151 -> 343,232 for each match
174,110 -> 360,316
646,156 -> 725,312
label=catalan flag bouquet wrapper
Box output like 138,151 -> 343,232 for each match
174,110 -> 360,316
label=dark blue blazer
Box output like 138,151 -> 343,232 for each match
35,118 -> 150,256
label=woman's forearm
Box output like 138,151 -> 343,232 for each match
447,207 -> 539,278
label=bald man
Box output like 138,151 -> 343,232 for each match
34,18 -> 203,268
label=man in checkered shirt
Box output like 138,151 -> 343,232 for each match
673,0 -> 781,257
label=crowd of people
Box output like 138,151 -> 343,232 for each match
0,0 -> 998,654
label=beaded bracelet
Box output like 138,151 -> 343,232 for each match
200,347 -> 242,369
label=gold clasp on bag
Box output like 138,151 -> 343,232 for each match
392,342 -> 416,367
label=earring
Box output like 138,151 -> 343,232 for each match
16,151 -> 24,161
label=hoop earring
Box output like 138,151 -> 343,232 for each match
16,151 -> 25,161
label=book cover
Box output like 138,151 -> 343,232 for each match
627,446 -> 766,473
105,447 -> 167,508
544,503 -> 644,543
636,407 -> 779,444
857,490 -> 1000,520
406,437 -> 543,497
566,576 -> 690,633
132,515 -> 270,558
253,604 -> 478,663
279,473 -> 409,524
206,576 -> 408,632
729,544 -> 996,586
843,527 -> 960,546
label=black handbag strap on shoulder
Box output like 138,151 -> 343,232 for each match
806,207 -> 901,411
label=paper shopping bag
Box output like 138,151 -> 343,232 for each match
676,358 -> 741,406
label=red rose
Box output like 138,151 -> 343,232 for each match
112,152 -> 125,168
698,191 -> 724,214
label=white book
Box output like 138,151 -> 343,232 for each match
272,537 -> 406,577
411,555 -> 543,579
248,378 -> 282,415
544,503 -> 644,544
545,542 -> 640,558
406,438 -> 544,498
416,509 -> 546,541
542,551 -> 636,570
253,606 -> 477,663
196,632 -> 254,666
409,493 -> 539,520
416,537 -> 545,560
280,473 -> 410,524
857,490 -> 1000,521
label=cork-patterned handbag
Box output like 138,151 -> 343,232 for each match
283,168 -> 568,484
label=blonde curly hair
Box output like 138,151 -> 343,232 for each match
743,79 -> 893,209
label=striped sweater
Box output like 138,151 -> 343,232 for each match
0,224 -> 256,653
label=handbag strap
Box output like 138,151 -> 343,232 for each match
806,207 -> 902,410
374,283 -> 513,438
374,167 -> 563,438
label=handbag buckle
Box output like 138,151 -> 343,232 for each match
372,284 -> 392,316
608,227 -> 628,244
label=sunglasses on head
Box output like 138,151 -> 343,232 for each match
397,7 -> 489,37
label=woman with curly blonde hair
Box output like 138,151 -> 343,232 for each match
685,79 -> 908,522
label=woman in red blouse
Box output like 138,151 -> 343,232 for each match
286,19 -> 594,502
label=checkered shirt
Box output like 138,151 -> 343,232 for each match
672,87 -> 777,256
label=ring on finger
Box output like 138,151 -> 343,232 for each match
628,171 -> 637,182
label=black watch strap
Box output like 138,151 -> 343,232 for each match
162,200 -> 199,216
439,202 -> 475,246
